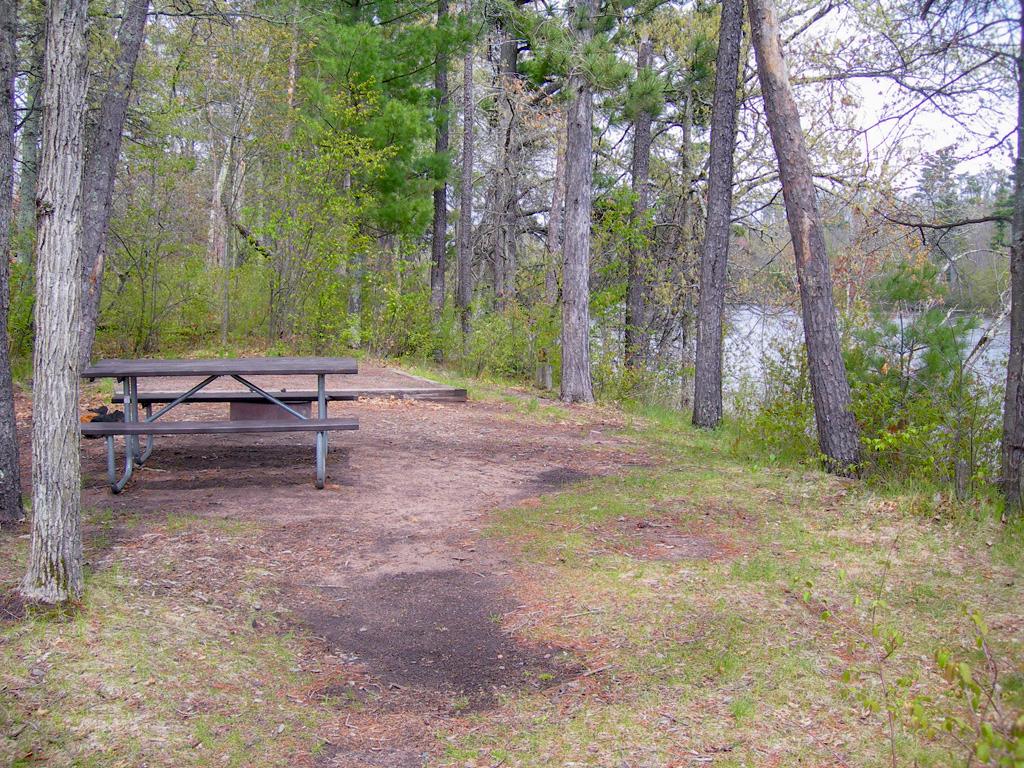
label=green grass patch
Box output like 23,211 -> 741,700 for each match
437,403 -> 1024,767
0,564 -> 327,767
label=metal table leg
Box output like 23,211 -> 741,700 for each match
106,435 -> 134,493
122,376 -> 142,466
316,373 -> 326,489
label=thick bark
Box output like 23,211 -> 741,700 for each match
21,0 -> 89,603
623,37 -> 654,369
675,87 -> 697,410
15,31 -> 42,265
78,0 -> 150,368
457,0 -> 474,339
0,0 -> 22,524
748,0 -> 860,474
492,21 -> 519,307
1002,1 -> 1024,514
544,113 -> 566,306
560,0 -> 595,404
692,0 -> 743,428
430,0 -> 449,325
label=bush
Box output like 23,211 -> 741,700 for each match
96,253 -> 216,358
846,261 -> 1001,490
730,340 -> 818,465
461,301 -> 560,384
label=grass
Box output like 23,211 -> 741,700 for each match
0,506 -> 337,768
0,570 -> 327,767
433,406 -> 1024,767
2,385 -> 1022,766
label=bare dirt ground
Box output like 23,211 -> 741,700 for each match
15,365 -> 649,766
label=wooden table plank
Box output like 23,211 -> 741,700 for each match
82,356 -> 358,379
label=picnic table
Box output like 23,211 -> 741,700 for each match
81,357 -> 360,493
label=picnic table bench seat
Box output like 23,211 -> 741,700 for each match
85,416 -> 358,493
81,417 -> 359,436
110,387 -> 467,404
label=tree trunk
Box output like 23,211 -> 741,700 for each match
0,0 -> 22,525
748,0 -> 860,474
544,112 -> 566,306
1002,1 -> 1024,514
284,0 -> 299,143
560,0 -> 595,404
209,133 -> 230,347
430,0 -> 450,327
15,30 -> 42,266
492,21 -> 519,308
208,141 -> 230,269
692,0 -> 743,428
21,0 -> 89,603
676,86 -> 697,410
78,0 -> 150,368
457,0 -> 475,340
623,36 -> 654,369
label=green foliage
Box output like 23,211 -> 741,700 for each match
591,349 -> 682,407
622,64 -> 666,122
461,301 -> 560,383
7,262 -> 35,361
99,253 -> 215,357
824,563 -> 1024,768
846,261 -> 1000,489
731,342 -> 818,466
960,262 -> 1009,314
362,278 -> 436,359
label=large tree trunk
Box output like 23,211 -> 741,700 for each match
430,0 -> 449,327
457,0 -> 475,340
560,0 -> 595,404
21,0 -> 89,603
544,112 -> 566,306
0,0 -> 22,525
78,0 -> 150,368
675,86 -> 698,410
492,21 -> 519,308
15,29 -> 43,266
623,36 -> 654,369
692,0 -> 743,428
748,0 -> 860,474
1001,1 -> 1024,514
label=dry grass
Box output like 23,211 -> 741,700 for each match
1,395 -> 1022,767
435,412 -> 1024,767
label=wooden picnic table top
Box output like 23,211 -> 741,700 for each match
82,356 -> 359,379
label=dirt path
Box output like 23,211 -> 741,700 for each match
54,366 -> 647,765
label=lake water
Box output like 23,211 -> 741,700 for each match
723,305 -> 1010,397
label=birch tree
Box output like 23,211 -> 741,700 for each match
21,0 -> 90,603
